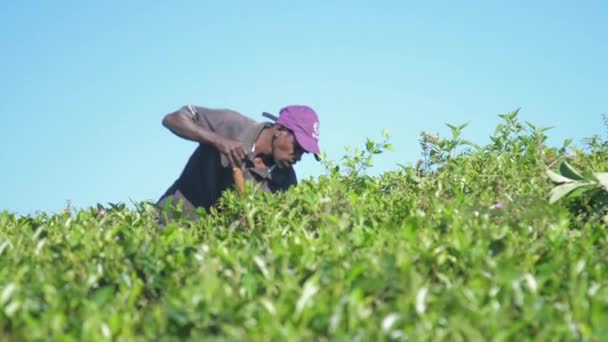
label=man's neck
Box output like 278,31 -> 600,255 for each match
253,127 -> 274,166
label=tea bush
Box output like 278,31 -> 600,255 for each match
1,110 -> 608,341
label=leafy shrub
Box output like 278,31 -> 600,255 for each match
1,110 -> 607,340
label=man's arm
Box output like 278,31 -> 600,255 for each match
162,106 -> 246,168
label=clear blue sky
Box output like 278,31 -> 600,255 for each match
1,1 -> 606,215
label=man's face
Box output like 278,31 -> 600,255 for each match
272,127 -> 305,169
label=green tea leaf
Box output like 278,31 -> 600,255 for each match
593,172 -> 608,191
559,161 -> 588,181
94,286 -> 115,305
549,182 -> 593,203
545,167 -> 574,184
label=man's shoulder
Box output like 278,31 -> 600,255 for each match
193,106 -> 257,125
189,105 -> 261,137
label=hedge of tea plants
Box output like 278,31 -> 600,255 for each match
1,110 -> 608,340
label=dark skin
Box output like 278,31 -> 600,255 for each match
254,125 -> 305,169
162,110 -> 305,170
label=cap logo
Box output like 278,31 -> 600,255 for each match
312,122 -> 320,139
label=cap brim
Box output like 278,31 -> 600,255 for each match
293,130 -> 321,162
293,130 -> 320,155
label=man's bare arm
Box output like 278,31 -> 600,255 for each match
162,106 -> 247,168
162,107 -> 219,144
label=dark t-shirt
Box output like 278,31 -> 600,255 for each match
157,105 -> 297,220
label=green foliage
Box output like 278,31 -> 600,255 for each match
1,110 -> 608,340
546,161 -> 608,222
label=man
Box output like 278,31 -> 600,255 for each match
156,104 -> 321,220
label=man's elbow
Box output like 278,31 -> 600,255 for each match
161,114 -> 172,129
162,111 -> 185,129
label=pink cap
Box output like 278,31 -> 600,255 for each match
275,105 -> 320,155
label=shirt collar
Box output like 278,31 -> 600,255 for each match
239,121 -> 272,155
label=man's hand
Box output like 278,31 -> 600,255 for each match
214,137 -> 247,169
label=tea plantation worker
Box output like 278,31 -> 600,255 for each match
156,104 -> 321,221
